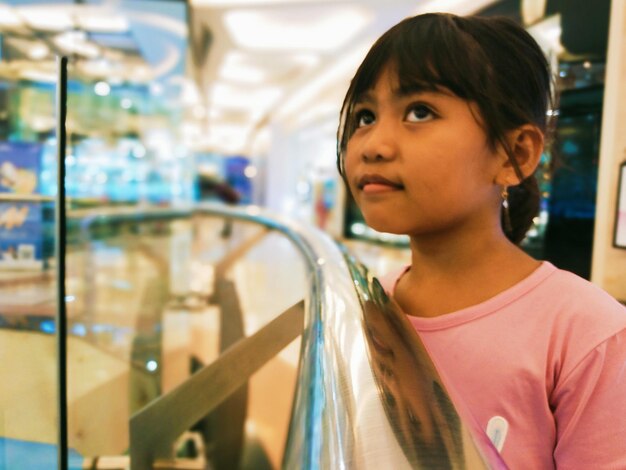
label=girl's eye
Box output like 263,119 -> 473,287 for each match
406,104 -> 434,122
355,109 -> 375,128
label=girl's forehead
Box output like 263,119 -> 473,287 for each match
356,64 -> 402,100
373,66 -> 400,89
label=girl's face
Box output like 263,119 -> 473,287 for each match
344,67 -> 505,239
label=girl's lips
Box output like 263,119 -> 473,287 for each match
358,174 -> 404,193
363,183 -> 400,194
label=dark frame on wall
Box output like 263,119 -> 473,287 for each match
614,162 -> 626,249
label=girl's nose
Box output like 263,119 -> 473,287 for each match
361,122 -> 397,162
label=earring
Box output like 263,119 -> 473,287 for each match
502,186 -> 512,234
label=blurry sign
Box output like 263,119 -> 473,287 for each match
0,141 -> 44,270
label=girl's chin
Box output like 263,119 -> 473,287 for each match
362,218 -> 408,236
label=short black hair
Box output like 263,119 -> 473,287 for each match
337,13 -> 556,244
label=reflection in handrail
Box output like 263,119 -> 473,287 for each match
66,203 -> 505,469
344,252 -> 507,468
281,216 -> 506,469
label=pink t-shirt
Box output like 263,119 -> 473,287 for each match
380,261 -> 626,469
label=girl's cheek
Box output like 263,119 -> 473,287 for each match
344,144 -> 358,173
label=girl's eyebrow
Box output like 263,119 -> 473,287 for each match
353,91 -> 375,105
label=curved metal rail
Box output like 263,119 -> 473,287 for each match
66,203 -> 505,469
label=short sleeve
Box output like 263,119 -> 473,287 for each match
551,327 -> 626,469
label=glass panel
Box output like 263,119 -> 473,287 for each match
63,210 -> 307,468
2,0 -> 191,467
0,3 -> 60,468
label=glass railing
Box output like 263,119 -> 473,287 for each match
1,202 -> 506,469
67,204 -> 310,470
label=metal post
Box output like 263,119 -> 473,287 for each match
55,55 -> 68,470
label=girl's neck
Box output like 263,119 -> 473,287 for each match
395,228 -> 540,318
408,229 -> 513,278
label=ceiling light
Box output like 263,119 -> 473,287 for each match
223,6 -> 372,51
79,58 -> 115,78
4,37 -> 49,60
0,5 -> 22,28
77,13 -> 129,33
208,108 -> 224,120
292,53 -> 321,68
192,105 -> 206,119
131,65 -> 153,82
210,82 -> 283,111
20,68 -> 56,83
208,123 -> 252,139
54,31 -> 100,58
28,43 -> 50,60
276,41 -> 371,120
218,52 -> 268,85
19,7 -> 74,31
219,51 -> 321,86
204,123 -> 253,154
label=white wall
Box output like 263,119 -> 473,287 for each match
591,0 -> 626,301
264,117 -> 345,238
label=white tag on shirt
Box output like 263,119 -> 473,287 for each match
486,416 -> 509,453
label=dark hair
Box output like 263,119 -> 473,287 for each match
337,13 -> 556,244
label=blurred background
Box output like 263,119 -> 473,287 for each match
1,0 -> 625,468
0,0 -> 617,277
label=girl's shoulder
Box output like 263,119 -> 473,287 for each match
540,263 -> 626,319
515,263 -> 626,369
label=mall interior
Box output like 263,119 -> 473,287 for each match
1,0 -> 625,469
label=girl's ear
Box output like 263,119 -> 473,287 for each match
495,124 -> 544,186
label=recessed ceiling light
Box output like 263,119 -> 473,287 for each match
77,13 -> 129,33
219,51 -> 321,86
20,68 -> 56,83
19,6 -> 74,31
223,5 -> 372,51
54,31 -> 100,58
218,52 -> 268,85
0,5 -> 22,28
28,43 -> 50,60
276,41 -> 370,120
210,82 -> 283,111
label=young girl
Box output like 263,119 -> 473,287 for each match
337,13 -> 626,469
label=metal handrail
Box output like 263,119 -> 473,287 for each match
65,203 -> 505,469
68,203 -> 324,469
